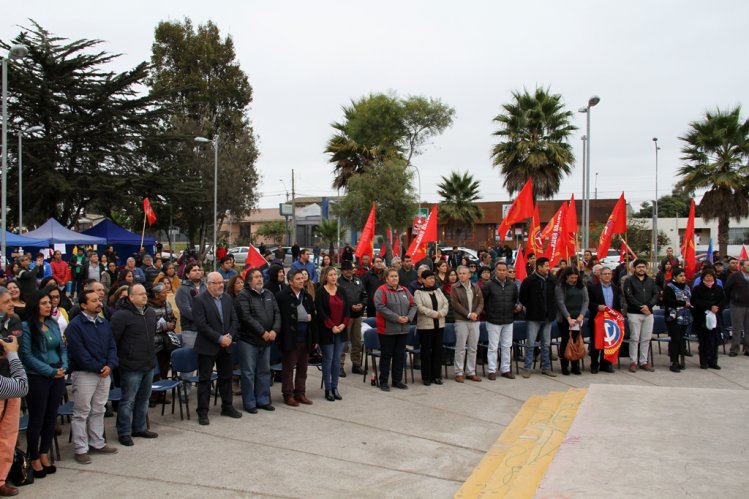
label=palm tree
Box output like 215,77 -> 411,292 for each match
678,107 -> 749,256
491,87 -> 577,200
437,171 -> 483,245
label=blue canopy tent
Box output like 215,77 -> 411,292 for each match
24,219 -> 107,246
83,219 -> 156,265
3,231 -> 49,257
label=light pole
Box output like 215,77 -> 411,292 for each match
195,135 -> 219,270
18,125 -> 43,231
653,137 -> 660,264
578,96 -> 600,251
2,44 -> 29,261
581,134 -> 587,225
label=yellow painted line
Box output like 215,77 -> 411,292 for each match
455,395 -> 544,499
477,391 -> 568,498
504,388 -> 587,499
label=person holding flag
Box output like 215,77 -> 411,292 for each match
587,266 -> 621,373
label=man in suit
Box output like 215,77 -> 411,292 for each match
588,267 -> 621,374
192,271 -> 242,425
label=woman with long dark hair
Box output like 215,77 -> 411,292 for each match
7,281 -> 27,321
555,267 -> 589,375
316,266 -> 350,401
19,289 -> 68,478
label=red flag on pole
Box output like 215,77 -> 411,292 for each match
246,244 -> 267,269
380,226 -> 392,257
539,203 -> 566,242
566,194 -> 578,258
596,193 -> 627,259
407,205 -> 438,263
529,204 -> 543,256
514,245 -> 527,281
392,230 -> 400,259
497,179 -> 534,240
682,199 -> 697,279
544,203 -> 569,267
355,202 -> 376,260
143,198 -> 157,226
740,244 -> 749,260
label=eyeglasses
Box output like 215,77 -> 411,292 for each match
208,281 -> 224,285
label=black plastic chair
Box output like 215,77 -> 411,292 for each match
362,329 -> 381,386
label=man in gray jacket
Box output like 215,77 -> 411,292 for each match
233,269 -> 280,413
450,265 -> 484,383
482,261 -> 521,380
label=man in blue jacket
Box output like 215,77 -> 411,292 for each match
66,289 -> 119,463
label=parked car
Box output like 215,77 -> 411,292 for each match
599,249 -> 623,270
228,246 -> 250,265
439,246 -> 480,265
268,246 -> 293,266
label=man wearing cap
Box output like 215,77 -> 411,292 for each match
338,261 -> 367,375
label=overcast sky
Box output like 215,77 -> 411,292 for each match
4,1 -> 748,211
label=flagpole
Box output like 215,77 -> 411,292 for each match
140,212 -> 147,251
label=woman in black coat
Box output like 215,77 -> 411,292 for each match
690,269 -> 726,370
315,266 -> 350,401
662,268 -> 692,373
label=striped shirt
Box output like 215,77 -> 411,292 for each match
0,352 -> 29,400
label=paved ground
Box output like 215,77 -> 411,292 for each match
23,346 -> 749,498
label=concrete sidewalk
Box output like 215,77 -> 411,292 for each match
23,349 -> 749,498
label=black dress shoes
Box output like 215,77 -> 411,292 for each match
221,407 -> 243,418
432,378 -> 443,385
132,430 -> 159,438
332,389 -> 342,400
258,404 -> 275,411
198,415 -> 210,425
325,390 -> 335,401
392,381 -> 408,390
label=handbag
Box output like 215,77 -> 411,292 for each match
8,448 -> 34,486
564,331 -> 586,361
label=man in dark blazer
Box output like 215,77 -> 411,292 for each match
588,266 -> 622,374
193,272 -> 242,425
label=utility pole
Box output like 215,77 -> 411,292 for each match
291,169 -> 296,245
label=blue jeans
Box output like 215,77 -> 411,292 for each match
117,368 -> 153,437
237,341 -> 271,410
525,321 -> 552,370
321,335 -> 345,390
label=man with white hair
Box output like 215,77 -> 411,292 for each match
192,272 -> 241,425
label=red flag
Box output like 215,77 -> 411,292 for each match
380,226 -> 392,258
497,179 -> 534,240
566,194 -> 578,258
740,244 -> 748,260
594,307 -> 625,364
143,197 -> 157,226
392,230 -> 400,259
539,203 -> 566,241
596,193 -> 627,259
544,203 -> 569,267
407,205 -> 438,263
514,246 -> 527,281
355,203 -> 376,260
682,199 -> 697,279
619,240 -> 637,263
529,204 -> 544,256
246,244 -> 267,269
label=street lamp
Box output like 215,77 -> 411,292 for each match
578,95 -> 600,251
2,44 -> 29,261
18,125 -> 44,231
194,135 -> 219,270
653,137 -> 660,264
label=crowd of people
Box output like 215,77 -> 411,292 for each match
0,242 -> 746,495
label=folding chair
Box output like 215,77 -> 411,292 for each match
405,326 -> 419,383
511,320 -> 527,374
362,329 -> 381,386
441,323 -> 456,379
171,347 -> 217,420
151,362 -> 184,419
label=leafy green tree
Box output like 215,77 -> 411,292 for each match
1,21 -> 162,228
677,107 -> 749,256
147,19 -> 260,254
491,87 -> 577,200
256,220 -> 287,245
326,93 -> 454,189
635,187 -> 695,218
437,171 -> 483,245
335,160 -> 417,235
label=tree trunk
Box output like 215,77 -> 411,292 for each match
718,215 -> 729,257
